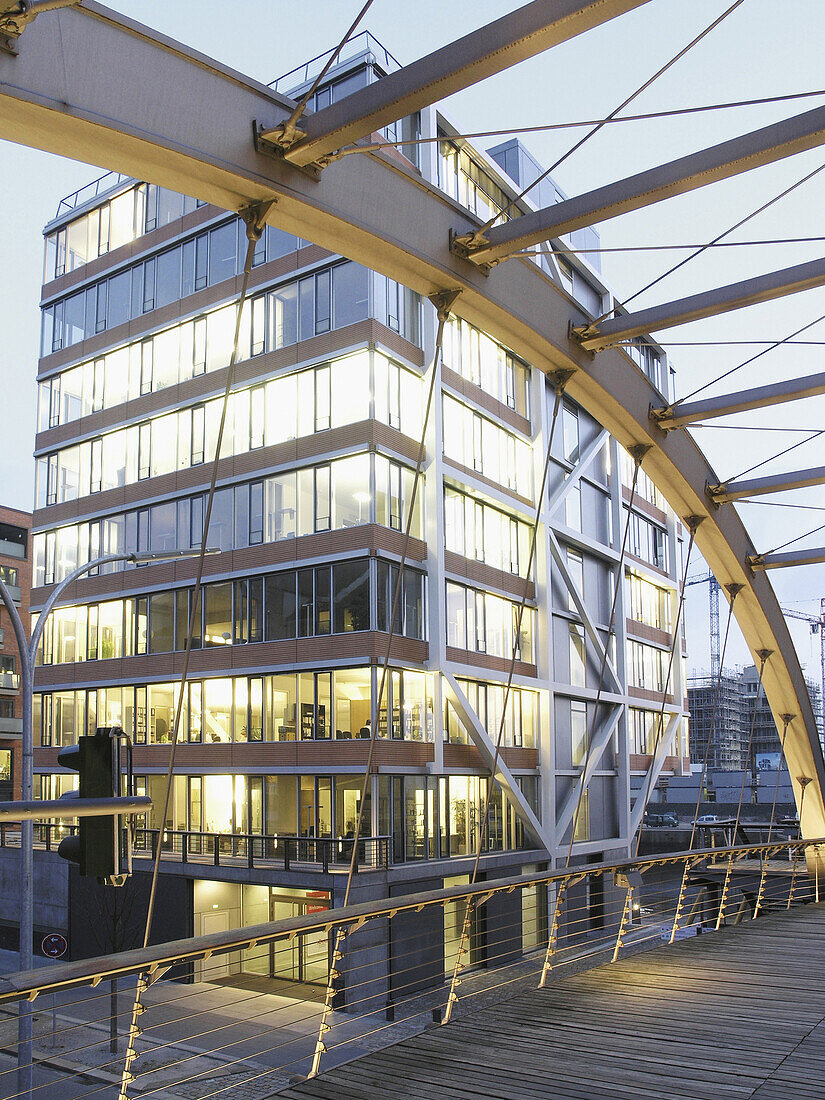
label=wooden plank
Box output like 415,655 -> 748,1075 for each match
282,902 -> 825,1100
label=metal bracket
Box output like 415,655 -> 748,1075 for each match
450,227 -> 489,257
567,319 -> 598,357
629,443 -> 652,467
649,403 -> 674,431
614,869 -> 643,889
239,198 -> 276,242
429,288 -> 462,322
449,229 -> 492,274
570,320 -> 601,344
1,1 -> 79,51
706,481 -> 727,505
549,367 -> 575,395
253,120 -> 322,180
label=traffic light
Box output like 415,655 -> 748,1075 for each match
57,727 -> 130,885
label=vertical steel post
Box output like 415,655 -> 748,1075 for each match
539,880 -> 568,988
669,863 -> 691,943
612,887 -> 633,963
787,851 -> 800,909
715,864 -> 732,931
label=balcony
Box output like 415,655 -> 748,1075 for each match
0,585 -> 21,605
9,824 -> 391,874
0,672 -> 19,693
0,717 -> 22,735
0,540 -> 24,561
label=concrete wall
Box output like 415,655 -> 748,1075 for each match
0,847 -> 68,955
69,868 -> 192,967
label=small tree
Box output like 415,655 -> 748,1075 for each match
79,881 -> 139,1053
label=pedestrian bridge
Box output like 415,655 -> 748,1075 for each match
283,902 -> 825,1100
0,839 -> 821,1098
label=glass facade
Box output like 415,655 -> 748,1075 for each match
31,55 -> 688,890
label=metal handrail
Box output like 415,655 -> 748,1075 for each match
1,837 -> 819,1004
54,170 -> 132,217
269,30 -> 402,93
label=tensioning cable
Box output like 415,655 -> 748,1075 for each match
306,289 -> 460,1079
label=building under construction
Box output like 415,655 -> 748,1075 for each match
688,672 -> 745,771
689,666 -> 823,773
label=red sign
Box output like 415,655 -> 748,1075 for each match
41,933 -> 68,959
306,905 -> 327,914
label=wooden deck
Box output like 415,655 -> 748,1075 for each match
281,903 -> 825,1099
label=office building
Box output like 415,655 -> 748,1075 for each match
23,35 -> 688,984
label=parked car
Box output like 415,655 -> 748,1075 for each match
644,811 -> 679,828
695,814 -> 721,825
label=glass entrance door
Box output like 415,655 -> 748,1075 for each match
269,892 -> 329,984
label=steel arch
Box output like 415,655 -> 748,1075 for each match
1,1 -> 822,836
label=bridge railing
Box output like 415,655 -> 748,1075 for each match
0,838 -> 820,1096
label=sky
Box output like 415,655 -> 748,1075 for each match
0,0 -> 823,686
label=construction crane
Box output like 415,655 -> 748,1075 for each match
686,571 -> 721,679
781,599 -> 825,741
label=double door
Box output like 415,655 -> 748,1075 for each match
243,892 -> 329,984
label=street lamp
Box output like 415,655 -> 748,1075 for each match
0,546 -> 216,1093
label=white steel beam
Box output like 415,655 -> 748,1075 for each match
442,673 -> 553,853
459,104 -> 825,264
652,371 -> 825,430
547,429 -> 609,515
750,547 -> 825,571
578,257 -> 825,350
0,3 -> 822,841
709,465 -> 825,503
274,0 -> 653,167
548,530 -> 622,695
554,705 -> 622,845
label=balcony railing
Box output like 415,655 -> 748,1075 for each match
269,30 -> 401,92
4,824 -> 391,873
54,170 -> 132,217
0,539 -> 24,560
0,672 -> 20,692
0,584 -> 21,605
0,717 -> 22,735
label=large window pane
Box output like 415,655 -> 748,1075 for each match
265,572 -> 296,640
332,453 -> 371,528
156,247 -> 181,308
330,351 -> 370,428
267,283 -> 298,350
203,678 -> 233,742
265,473 -> 296,541
148,682 -> 177,743
204,583 -> 233,648
332,262 -> 369,329
266,674 -> 297,742
333,669 -> 371,740
208,222 -> 236,286
148,592 -> 175,654
333,561 -> 370,633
